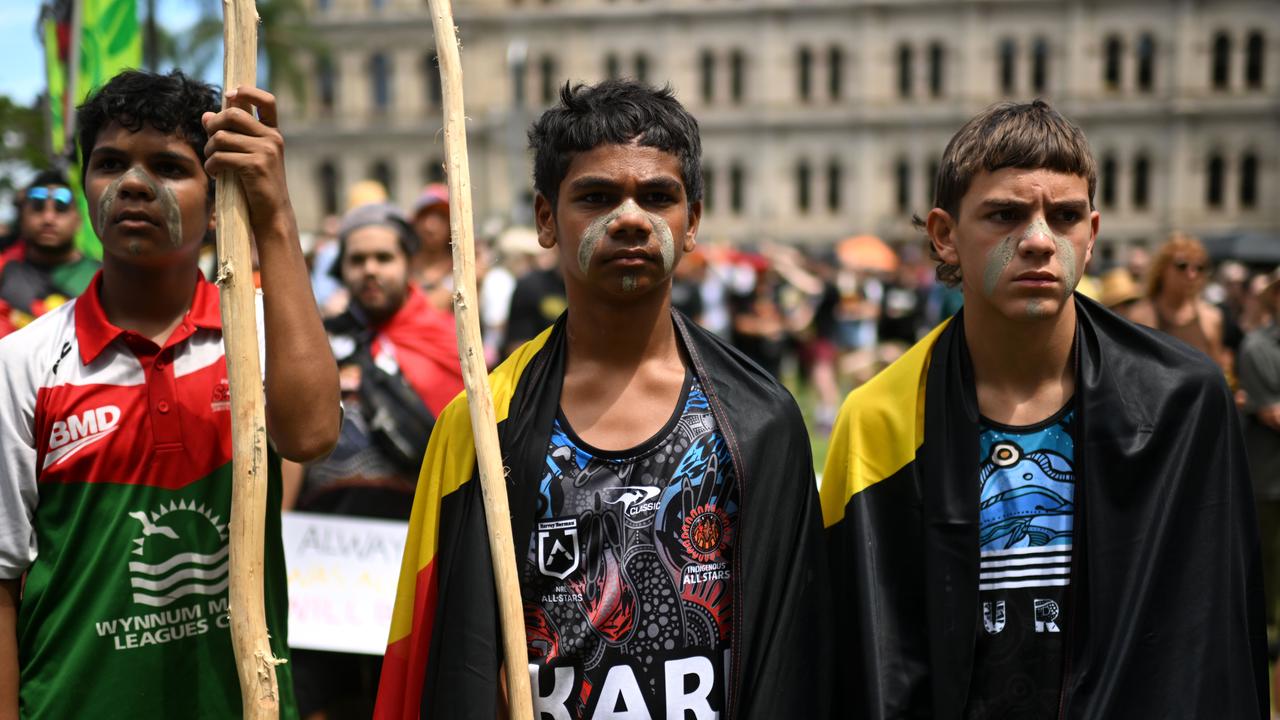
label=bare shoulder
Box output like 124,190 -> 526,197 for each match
1127,299 -> 1157,327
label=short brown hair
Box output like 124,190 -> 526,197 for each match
921,100 -> 1097,286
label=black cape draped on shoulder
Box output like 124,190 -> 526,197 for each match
820,295 -> 1267,719
377,310 -> 833,719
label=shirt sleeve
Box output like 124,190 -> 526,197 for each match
0,339 -> 40,579
1238,334 -> 1280,412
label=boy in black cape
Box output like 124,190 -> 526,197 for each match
820,100 -> 1267,718
376,80 -> 831,719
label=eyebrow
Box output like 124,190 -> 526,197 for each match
89,147 -> 198,166
566,175 -> 684,194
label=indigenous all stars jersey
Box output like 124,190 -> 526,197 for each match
967,405 -> 1076,720
0,273 -> 296,719
523,374 -> 738,720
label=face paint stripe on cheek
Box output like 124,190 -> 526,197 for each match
983,235 -> 1018,298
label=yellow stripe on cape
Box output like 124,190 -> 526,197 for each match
385,326 -> 554,645
819,319 -> 950,528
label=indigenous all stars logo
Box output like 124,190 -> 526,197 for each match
126,500 -> 230,608
681,503 -> 731,563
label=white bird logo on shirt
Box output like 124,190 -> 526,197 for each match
128,511 -> 180,540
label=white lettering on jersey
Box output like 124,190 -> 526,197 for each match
593,665 -> 650,720
663,656 -> 717,720
43,405 -> 121,469
529,664 -> 574,720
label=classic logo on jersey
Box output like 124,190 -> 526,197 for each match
537,518 -> 580,580
127,500 -> 230,608
681,503 -> 730,564
43,405 -> 122,469
602,485 -> 662,517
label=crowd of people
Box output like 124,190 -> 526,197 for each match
0,66 -> 1274,720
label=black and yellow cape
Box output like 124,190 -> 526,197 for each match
377,311 -> 833,719
821,295 -> 1267,718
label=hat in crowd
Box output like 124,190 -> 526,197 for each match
411,183 -> 450,218
496,226 -> 541,257
1100,267 -> 1142,308
330,201 -> 419,278
346,179 -> 388,210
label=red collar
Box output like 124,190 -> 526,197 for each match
75,270 -> 223,364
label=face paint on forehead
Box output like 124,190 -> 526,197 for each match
577,197 -> 679,278
96,166 -> 185,249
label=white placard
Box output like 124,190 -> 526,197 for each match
282,511 -> 408,656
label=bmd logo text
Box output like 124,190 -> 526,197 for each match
44,405 -> 122,469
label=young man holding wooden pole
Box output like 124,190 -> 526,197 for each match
376,79 -> 832,720
0,69 -> 339,719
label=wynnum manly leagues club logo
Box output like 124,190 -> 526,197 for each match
682,503 -> 731,564
127,500 -> 230,608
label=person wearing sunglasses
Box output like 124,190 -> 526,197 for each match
1129,232 -> 1231,376
0,169 -> 99,337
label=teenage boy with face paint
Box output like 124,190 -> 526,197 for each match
0,70 -> 340,718
376,80 -> 832,720
820,99 -> 1267,718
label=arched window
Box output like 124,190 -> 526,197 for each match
423,53 -> 442,108
539,55 -> 557,105
511,53 -> 527,108
318,161 -> 339,216
829,46 -> 844,101
798,46 -> 814,102
999,38 -> 1017,95
1031,38 -> 1049,94
896,157 -> 912,213
729,163 -> 745,215
1206,152 -> 1225,208
1100,153 -> 1117,208
1103,35 -> 1123,90
1212,31 -> 1231,89
700,50 -> 716,103
929,42 -> 945,98
729,49 -> 746,104
827,159 -> 843,212
605,53 -> 621,81
702,164 -> 715,213
897,43 -> 913,98
1246,32 -> 1265,89
1240,152 -> 1258,208
370,53 -> 392,112
634,53 -> 650,85
1136,33 -> 1156,92
796,160 -> 812,214
1132,154 -> 1150,210
924,158 -> 938,207
316,53 -> 336,113
371,160 -> 394,197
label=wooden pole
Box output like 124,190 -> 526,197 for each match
427,1 -> 533,717
218,1 -> 281,718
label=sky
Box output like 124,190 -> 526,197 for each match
0,0 -> 203,105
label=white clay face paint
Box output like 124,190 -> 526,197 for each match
577,198 -> 678,287
96,166 -> 184,252
981,217 -> 1079,314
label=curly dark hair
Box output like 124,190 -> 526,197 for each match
528,79 -> 703,210
75,70 -> 221,192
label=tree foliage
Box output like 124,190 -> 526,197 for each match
0,95 -> 52,196
181,0 -> 325,102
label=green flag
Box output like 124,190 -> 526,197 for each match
44,0 -> 142,260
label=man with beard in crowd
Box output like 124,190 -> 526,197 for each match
286,201 -> 464,719
0,170 -> 100,336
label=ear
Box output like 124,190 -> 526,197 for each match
926,208 -> 959,266
1085,209 -> 1100,268
683,200 -> 702,253
534,193 -> 557,249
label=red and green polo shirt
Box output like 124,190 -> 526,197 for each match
0,271 -> 296,718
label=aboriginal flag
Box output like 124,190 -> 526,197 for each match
820,295 -> 1268,718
